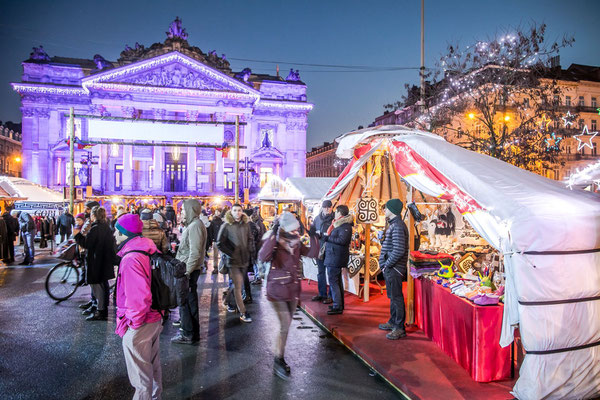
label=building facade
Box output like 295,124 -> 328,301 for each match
306,141 -> 347,177
373,63 -> 600,182
0,125 -> 22,177
12,18 -> 312,198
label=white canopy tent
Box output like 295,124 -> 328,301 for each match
325,125 -> 600,400
0,176 -> 67,216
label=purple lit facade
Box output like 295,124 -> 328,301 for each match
12,23 -> 312,198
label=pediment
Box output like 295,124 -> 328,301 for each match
82,52 -> 260,96
252,146 -> 284,159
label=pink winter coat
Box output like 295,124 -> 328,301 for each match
115,236 -> 162,337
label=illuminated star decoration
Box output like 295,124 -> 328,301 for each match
544,132 -> 563,152
597,107 -> 600,115
538,114 -> 551,130
574,125 -> 599,151
561,111 -> 575,127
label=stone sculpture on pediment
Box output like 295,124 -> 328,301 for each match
29,46 -> 51,62
166,17 -> 188,40
120,63 -> 232,91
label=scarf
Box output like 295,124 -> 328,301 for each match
277,229 -> 301,255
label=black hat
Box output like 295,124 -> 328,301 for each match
85,200 -> 100,209
322,200 -> 333,208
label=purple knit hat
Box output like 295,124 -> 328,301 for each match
116,214 -> 143,237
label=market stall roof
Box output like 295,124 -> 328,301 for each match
257,175 -> 302,202
0,176 -> 62,202
286,177 -> 336,202
325,124 -> 600,400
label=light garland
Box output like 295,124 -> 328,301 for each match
566,159 -> 600,189
544,132 -> 562,152
561,111 -> 575,127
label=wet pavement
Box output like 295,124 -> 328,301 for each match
0,252 -> 405,400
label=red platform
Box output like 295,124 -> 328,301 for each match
300,280 -> 516,400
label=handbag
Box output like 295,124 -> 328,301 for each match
266,266 -> 295,301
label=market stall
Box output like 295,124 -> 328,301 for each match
319,125 -> 600,400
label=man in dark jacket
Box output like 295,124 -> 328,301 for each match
18,211 -> 36,265
209,208 -> 224,274
3,210 -> 19,264
312,200 -> 334,302
57,209 -> 75,243
378,199 -> 409,340
323,205 -> 353,315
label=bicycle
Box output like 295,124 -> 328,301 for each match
45,242 -> 85,302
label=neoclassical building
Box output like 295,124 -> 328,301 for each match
12,18 -> 312,199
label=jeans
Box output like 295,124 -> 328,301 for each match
230,267 -> 247,314
383,267 -> 405,331
326,265 -> 344,310
22,231 -> 35,262
270,299 -> 298,358
316,258 -> 329,298
179,270 -> 200,339
91,280 -> 109,311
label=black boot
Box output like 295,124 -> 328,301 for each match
273,357 -> 290,380
86,310 -> 108,321
78,300 -> 94,309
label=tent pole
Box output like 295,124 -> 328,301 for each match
69,107 -> 75,214
364,158 -> 372,302
407,185 -> 416,324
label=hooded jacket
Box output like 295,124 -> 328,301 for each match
323,214 -> 354,268
259,229 -> 319,302
142,219 -> 169,254
217,211 -> 255,269
18,212 -> 35,233
115,236 -> 162,337
313,210 -> 334,247
176,199 -> 207,275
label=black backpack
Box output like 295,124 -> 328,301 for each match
120,250 -> 187,318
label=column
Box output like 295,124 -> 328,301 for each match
215,148 -> 224,191
187,147 -> 197,193
122,145 -> 133,191
91,144 -> 102,192
153,146 -> 163,191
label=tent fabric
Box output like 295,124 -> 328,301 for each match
328,125 -> 600,400
286,177 -> 337,202
0,177 -> 64,202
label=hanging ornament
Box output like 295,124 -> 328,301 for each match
561,111 -> 575,127
544,132 -> 563,152
574,125 -> 599,151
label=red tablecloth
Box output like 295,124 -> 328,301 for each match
414,278 -> 511,382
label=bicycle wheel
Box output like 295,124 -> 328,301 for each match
45,262 -> 80,301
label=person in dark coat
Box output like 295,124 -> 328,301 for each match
311,200 -> 334,302
74,206 -> 117,321
322,205 -> 353,315
378,199 -> 409,340
209,208 -> 224,274
3,210 -> 18,264
258,211 -> 318,380
57,209 -> 75,243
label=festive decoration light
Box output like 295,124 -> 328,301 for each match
544,132 -> 563,152
504,115 -> 510,122
15,156 -> 21,163
566,160 -> 600,189
468,112 -> 475,119
538,114 -> 551,130
574,125 -> 598,151
561,111 -> 575,127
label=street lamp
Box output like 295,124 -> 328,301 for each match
14,156 -> 21,163
468,113 -> 476,120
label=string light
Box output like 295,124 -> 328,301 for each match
561,111 -> 575,127
574,125 -> 598,151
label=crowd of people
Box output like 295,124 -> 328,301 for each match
26,196 -> 409,399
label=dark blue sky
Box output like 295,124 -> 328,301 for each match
1,0 -> 599,148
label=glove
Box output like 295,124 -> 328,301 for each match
271,222 -> 280,233
308,224 -> 317,237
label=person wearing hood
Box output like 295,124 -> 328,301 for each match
171,199 -> 207,345
216,204 -> 255,323
114,213 -> 163,400
3,208 -> 19,264
164,204 -> 176,227
259,211 -> 319,379
311,200 -> 335,302
378,199 -> 409,340
209,208 -> 224,275
74,206 -> 117,321
140,209 -> 169,254
199,211 -> 211,273
322,205 -> 354,315
18,211 -> 36,265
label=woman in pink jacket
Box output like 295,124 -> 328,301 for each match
258,211 -> 318,380
114,214 -> 163,400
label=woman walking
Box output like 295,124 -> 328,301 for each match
258,211 -> 318,379
74,206 -> 117,321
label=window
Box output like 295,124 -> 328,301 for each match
566,146 -> 571,154
594,142 -> 598,156
224,167 -> 233,190
565,96 -> 571,106
553,95 -> 560,105
593,120 -> 598,131
115,165 -> 123,191
579,119 -> 585,130
579,96 -> 585,106
260,167 -> 273,187
593,97 -> 598,108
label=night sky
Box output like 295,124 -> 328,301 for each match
1,0 -> 599,149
